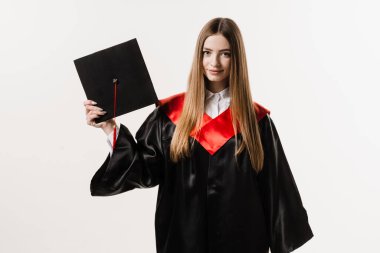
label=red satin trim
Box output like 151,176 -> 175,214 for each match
158,93 -> 185,125
159,92 -> 270,155
253,100 -> 271,122
191,107 -> 235,155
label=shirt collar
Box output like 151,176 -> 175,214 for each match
205,86 -> 230,100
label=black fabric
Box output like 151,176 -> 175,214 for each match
90,106 -> 313,253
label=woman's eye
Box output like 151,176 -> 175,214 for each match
203,51 -> 210,55
222,52 -> 231,57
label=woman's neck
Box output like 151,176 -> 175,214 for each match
205,81 -> 229,93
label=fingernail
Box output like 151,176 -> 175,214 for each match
92,101 -> 97,105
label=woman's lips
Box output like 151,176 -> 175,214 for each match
208,69 -> 223,75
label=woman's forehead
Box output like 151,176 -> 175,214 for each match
203,34 -> 230,50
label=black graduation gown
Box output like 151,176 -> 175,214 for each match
90,92 -> 313,253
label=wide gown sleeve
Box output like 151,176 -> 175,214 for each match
257,115 -> 313,253
90,107 -> 164,196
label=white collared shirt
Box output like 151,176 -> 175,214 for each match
204,86 -> 231,119
107,87 -> 231,155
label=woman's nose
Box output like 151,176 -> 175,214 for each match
210,54 -> 220,67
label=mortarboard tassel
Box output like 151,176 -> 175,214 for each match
112,78 -> 118,150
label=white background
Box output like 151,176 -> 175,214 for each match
1,0 -> 379,252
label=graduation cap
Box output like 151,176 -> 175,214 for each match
74,38 -> 158,149
74,38 -> 158,123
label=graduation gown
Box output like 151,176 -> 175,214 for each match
90,92 -> 313,253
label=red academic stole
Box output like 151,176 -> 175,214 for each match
158,92 -> 270,155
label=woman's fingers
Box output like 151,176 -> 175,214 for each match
83,100 -> 106,115
90,110 -> 107,116
83,100 -> 111,128
86,109 -> 107,127
87,111 -> 106,121
85,105 -> 104,113
83,100 -> 97,106
83,100 -> 102,113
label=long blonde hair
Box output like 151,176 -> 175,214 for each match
170,17 -> 264,172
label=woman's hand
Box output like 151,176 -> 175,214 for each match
84,100 -> 116,135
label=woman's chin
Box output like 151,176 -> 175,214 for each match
206,75 -> 228,83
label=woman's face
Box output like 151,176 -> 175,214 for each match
202,34 -> 231,88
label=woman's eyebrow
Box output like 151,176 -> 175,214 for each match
203,47 -> 231,52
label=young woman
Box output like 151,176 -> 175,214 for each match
84,17 -> 313,253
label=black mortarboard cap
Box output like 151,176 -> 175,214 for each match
74,38 -> 158,124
